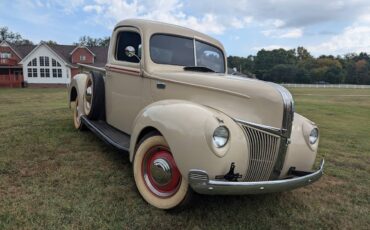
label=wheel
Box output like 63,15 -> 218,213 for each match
133,133 -> 192,210
73,98 -> 86,130
83,71 -> 105,120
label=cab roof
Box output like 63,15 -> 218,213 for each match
114,19 -> 225,52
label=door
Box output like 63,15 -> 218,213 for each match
105,27 -> 144,134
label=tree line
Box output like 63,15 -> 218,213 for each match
228,47 -> 370,85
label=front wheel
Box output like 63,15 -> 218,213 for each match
133,134 -> 192,210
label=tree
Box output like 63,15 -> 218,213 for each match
310,58 -> 345,83
296,46 -> 312,61
75,36 -> 110,47
354,59 -> 370,84
0,27 -> 33,45
227,55 -> 254,74
254,48 -> 297,80
41,40 -> 58,45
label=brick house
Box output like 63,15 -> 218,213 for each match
0,40 -> 107,87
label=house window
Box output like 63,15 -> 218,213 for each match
52,59 -> 61,67
27,68 -> 32,78
57,69 -> 62,78
45,69 -> 50,78
45,57 -> 49,66
80,55 -> 86,61
52,69 -> 57,78
40,68 -> 45,77
27,58 -> 37,66
33,68 -> 37,77
0,52 -> 11,58
39,56 -> 45,66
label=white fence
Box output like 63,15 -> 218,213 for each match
282,84 -> 370,89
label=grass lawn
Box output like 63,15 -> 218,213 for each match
0,87 -> 369,229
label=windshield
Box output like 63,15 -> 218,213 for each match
150,34 -> 225,73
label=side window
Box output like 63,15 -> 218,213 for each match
115,31 -> 141,63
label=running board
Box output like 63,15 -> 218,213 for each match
81,116 -> 130,152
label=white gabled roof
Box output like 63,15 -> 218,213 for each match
19,42 -> 69,66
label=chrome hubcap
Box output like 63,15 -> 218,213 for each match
150,158 -> 172,186
142,146 -> 181,197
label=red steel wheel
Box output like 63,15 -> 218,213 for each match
142,146 -> 182,197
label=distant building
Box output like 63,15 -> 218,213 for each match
0,41 -> 107,87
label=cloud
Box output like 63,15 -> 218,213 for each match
252,45 -> 292,51
81,0 -> 255,35
83,5 -> 103,14
22,0 -> 85,14
279,28 -> 303,38
309,23 -> 370,54
262,27 -> 303,38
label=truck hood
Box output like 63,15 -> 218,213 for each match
147,71 -> 293,130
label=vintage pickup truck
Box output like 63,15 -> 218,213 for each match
68,19 -> 324,210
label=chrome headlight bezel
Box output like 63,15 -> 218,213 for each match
212,126 -> 229,148
309,128 -> 319,145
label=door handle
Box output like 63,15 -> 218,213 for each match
156,81 -> 166,89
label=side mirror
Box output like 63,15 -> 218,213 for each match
124,45 -> 143,76
125,46 -> 136,58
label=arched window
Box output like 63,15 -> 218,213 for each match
27,58 -> 37,66
52,59 -> 61,67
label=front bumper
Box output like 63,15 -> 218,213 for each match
188,159 -> 324,195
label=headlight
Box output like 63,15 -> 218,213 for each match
309,128 -> 319,145
212,126 -> 229,148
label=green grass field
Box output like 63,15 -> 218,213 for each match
0,87 -> 369,229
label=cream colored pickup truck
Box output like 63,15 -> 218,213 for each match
68,19 -> 324,210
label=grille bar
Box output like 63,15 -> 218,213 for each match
243,126 -> 280,182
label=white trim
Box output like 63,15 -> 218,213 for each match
69,45 -> 96,56
0,41 -> 22,60
19,43 -> 69,65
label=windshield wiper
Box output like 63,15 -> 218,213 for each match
184,66 -> 215,73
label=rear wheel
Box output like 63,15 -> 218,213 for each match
83,71 -> 105,120
133,134 -> 192,210
73,98 -> 85,130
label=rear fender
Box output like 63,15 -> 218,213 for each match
68,73 -> 88,114
129,100 -> 249,180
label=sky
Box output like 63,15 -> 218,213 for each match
1,0 -> 370,57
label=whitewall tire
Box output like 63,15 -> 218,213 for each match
73,99 -> 85,130
133,134 -> 191,210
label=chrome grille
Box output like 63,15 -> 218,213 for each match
243,126 -> 280,181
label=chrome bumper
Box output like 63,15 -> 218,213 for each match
188,159 -> 324,195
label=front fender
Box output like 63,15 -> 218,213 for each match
280,113 -> 320,177
129,100 -> 249,180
